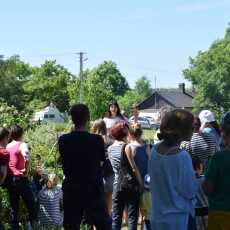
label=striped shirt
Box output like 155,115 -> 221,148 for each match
108,143 -> 124,187
181,132 -> 217,166
38,186 -> 63,227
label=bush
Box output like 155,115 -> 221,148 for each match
0,99 -> 31,129
0,122 -> 70,228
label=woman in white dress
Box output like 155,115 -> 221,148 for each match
103,100 -> 128,134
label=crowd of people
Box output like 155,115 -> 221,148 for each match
0,100 -> 230,230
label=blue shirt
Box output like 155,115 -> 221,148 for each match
202,127 -> 220,150
149,146 -> 198,221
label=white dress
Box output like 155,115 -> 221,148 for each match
103,116 -> 128,130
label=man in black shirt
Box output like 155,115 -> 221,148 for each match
58,104 -> 111,230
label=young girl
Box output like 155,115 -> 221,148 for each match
128,123 -> 151,230
6,125 -> 36,229
91,119 -> 114,215
149,109 -> 198,230
108,121 -> 142,230
38,174 -> 63,229
203,112 -> 230,230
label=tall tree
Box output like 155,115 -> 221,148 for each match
117,76 -> 152,116
183,25 -> 230,117
72,61 -> 129,120
24,60 -> 73,112
0,56 -> 31,110
134,76 -> 152,100
117,90 -> 142,116
89,61 -> 129,97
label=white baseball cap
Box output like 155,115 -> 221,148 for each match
199,110 -> 215,129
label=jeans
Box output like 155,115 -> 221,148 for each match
6,176 -> 37,230
112,188 -> 141,230
63,185 -> 111,230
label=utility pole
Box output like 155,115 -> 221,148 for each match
78,52 -> 87,103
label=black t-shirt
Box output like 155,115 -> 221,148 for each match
58,131 -> 105,195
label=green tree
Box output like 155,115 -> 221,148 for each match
0,56 -> 31,110
183,25 -> 230,117
117,76 -> 152,116
0,99 -> 31,129
117,90 -> 142,116
134,76 -> 152,100
71,61 -> 129,120
24,60 -> 73,112
88,61 -> 129,97
84,70 -> 114,120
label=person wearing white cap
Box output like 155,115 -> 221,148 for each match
199,110 -> 221,150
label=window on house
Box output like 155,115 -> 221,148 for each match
49,114 -> 55,118
44,114 -> 48,118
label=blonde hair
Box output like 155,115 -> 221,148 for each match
129,123 -> 143,139
47,174 -> 58,189
91,119 -> 107,136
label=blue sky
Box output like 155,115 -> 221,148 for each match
1,0 -> 229,88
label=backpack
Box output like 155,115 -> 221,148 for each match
117,144 -> 140,193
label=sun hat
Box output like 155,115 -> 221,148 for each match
199,110 -> 215,130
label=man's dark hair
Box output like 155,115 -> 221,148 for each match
70,104 -> 90,127
0,128 -> 9,141
10,125 -> 24,141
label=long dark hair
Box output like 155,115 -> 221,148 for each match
107,100 -> 123,118
193,116 -> 201,132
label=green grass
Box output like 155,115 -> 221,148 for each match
143,129 -> 155,144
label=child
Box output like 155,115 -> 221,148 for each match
128,123 -> 151,230
149,109 -> 198,230
203,112 -> 230,230
38,174 -> 63,229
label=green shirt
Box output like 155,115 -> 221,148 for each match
206,150 -> 230,211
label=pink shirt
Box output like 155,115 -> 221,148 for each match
7,141 -> 29,176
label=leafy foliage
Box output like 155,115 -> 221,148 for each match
71,61 -> 130,120
118,76 -> 152,116
183,25 -> 230,117
0,100 -> 31,128
0,123 -> 70,228
0,56 -> 31,110
117,90 -> 142,116
88,61 -> 129,97
134,76 -> 152,99
24,60 -> 73,112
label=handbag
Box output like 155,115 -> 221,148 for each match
117,144 -> 140,193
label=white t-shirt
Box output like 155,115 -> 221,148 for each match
103,116 -> 128,129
